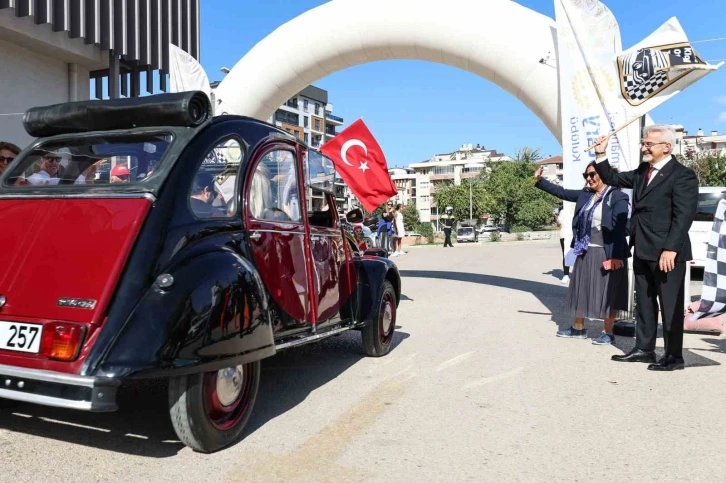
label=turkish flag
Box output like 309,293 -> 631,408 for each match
320,118 -> 396,213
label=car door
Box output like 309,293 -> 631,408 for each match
245,145 -> 312,332
303,149 -> 352,329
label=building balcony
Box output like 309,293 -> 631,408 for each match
325,112 -> 344,125
326,129 -> 338,136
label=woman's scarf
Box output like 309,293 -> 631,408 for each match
573,187 -> 611,256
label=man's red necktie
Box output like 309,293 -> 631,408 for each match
644,165 -> 655,188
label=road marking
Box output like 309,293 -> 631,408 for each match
435,351 -> 474,371
462,367 -> 524,390
382,352 -> 418,366
226,374 -> 411,483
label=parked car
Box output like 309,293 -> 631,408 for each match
479,224 -> 509,234
456,226 -> 478,242
690,186 -> 726,268
0,91 -> 401,453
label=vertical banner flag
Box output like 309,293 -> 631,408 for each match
320,119 -> 397,213
169,44 -> 213,106
555,0 -> 638,190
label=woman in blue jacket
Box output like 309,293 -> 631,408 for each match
535,162 -> 631,345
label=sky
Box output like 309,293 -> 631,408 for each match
199,0 -> 726,167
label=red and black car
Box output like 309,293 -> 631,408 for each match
0,92 -> 401,453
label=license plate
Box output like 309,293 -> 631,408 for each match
0,322 -> 43,354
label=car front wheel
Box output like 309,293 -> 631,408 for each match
168,361 -> 260,453
362,280 -> 397,357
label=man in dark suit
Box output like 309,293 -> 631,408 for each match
593,125 -> 698,371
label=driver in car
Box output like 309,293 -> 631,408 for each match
190,172 -> 221,217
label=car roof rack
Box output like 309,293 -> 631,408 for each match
23,91 -> 213,138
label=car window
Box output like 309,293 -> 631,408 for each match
248,149 -> 301,223
189,137 -> 243,219
695,192 -> 726,222
2,133 -> 172,187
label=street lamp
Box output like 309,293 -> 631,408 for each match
464,163 -> 485,222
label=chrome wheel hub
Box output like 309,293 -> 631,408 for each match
382,301 -> 393,335
216,365 -> 245,407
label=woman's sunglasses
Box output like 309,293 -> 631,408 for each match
582,172 -> 597,180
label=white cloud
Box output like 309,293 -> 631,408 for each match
720,111 -> 726,123
717,96 -> 726,105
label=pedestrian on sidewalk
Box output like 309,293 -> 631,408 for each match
554,204 -> 572,284
392,203 -> 406,256
377,201 -> 395,254
440,206 -> 455,247
593,127 -> 698,371
534,162 -> 630,345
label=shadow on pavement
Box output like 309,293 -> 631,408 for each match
0,330 -> 410,457
400,269 -> 721,369
400,269 -> 571,328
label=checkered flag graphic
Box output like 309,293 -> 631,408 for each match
694,199 -> 726,319
623,70 -> 668,103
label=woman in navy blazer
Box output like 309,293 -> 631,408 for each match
535,161 -> 631,345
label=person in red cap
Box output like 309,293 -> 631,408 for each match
110,164 -> 131,184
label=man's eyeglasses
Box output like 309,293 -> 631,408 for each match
0,156 -> 14,164
44,156 -> 62,163
640,142 -> 668,149
583,172 -> 597,180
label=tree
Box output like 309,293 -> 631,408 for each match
432,179 -> 488,225
679,151 -> 726,187
479,159 -> 557,230
401,203 -> 420,231
514,146 -> 543,163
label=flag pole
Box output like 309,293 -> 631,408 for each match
582,115 -> 642,152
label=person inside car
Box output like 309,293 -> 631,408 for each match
26,152 -> 62,185
110,164 -> 131,184
0,141 -> 20,176
354,224 -> 368,252
189,172 -> 220,217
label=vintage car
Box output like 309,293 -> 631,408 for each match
0,92 -> 401,453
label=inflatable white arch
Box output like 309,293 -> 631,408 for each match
215,0 -> 562,141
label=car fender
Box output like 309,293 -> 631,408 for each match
354,257 -> 401,326
96,251 -> 275,378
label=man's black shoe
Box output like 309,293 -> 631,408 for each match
611,348 -> 656,363
647,355 -> 685,371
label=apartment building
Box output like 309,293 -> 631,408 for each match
389,168 -> 417,206
679,128 -> 726,157
537,155 -> 564,184
271,85 -> 344,149
409,143 -> 512,227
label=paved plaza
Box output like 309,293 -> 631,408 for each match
2,240 -> 725,482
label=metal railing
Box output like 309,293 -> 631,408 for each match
326,112 -> 344,123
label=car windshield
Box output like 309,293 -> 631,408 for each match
695,192 -> 726,222
457,228 -> 473,235
2,133 -> 172,188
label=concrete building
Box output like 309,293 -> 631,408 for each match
271,85 -> 343,149
680,128 -> 726,158
537,155 -> 563,184
0,1 -> 200,148
409,143 -> 512,228
389,167 -> 416,206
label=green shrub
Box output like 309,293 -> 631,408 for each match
490,231 -> 501,242
511,225 -> 529,233
516,233 -> 525,241
415,222 -> 434,243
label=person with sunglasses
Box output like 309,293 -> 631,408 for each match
534,162 -> 630,345
592,126 -> 698,371
25,152 -> 63,185
0,141 -> 20,177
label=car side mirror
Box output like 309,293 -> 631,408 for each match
346,208 -> 364,224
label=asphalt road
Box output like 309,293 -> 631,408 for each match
1,240 -> 724,483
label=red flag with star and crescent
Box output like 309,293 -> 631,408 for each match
320,118 -> 397,213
